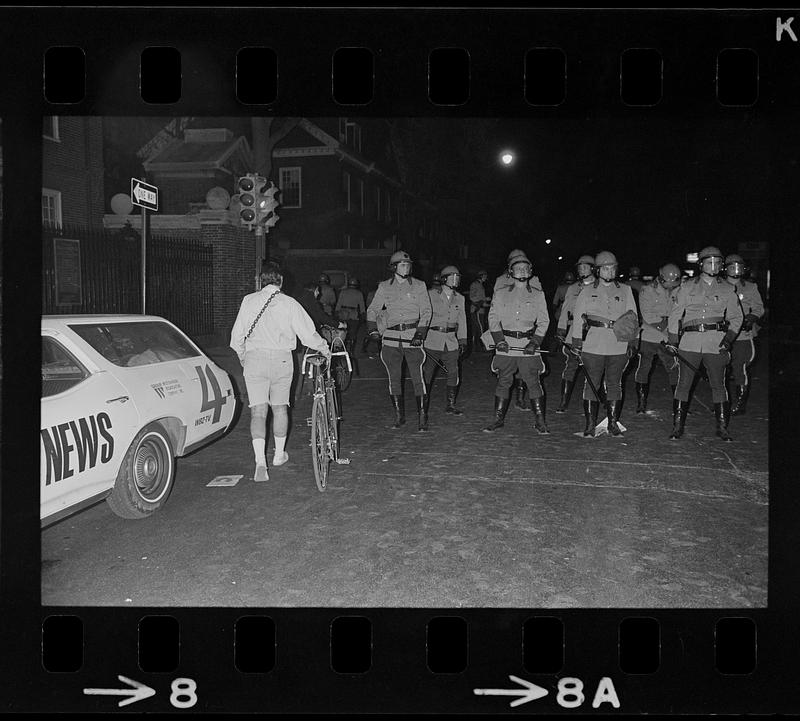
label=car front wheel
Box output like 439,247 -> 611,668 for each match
107,422 -> 175,519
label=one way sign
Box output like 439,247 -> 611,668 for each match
131,178 -> 159,211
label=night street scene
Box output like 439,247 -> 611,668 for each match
35,114 -> 774,608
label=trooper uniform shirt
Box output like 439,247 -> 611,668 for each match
668,276 -> 743,353
557,279 -> 594,338
729,278 -> 765,341
571,280 -> 637,355
336,287 -> 365,322
319,284 -> 337,315
638,279 -> 679,344
488,281 -> 550,353
366,276 -> 432,346
425,286 -> 467,352
552,282 -> 570,314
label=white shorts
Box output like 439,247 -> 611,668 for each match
243,349 -> 293,407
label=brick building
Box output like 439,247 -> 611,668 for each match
42,116 -> 105,228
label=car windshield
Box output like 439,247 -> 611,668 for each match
69,321 -> 201,367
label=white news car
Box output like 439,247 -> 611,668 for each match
41,315 -> 237,526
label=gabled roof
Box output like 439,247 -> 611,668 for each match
143,132 -> 252,172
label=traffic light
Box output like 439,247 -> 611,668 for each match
257,181 -> 280,233
237,174 -> 257,230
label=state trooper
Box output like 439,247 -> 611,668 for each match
483,252 -> 550,434
552,270 -> 575,319
571,250 -> 638,437
423,265 -> 468,416
724,253 -> 765,415
468,269 -> 490,352
634,262 -> 682,413
317,273 -> 337,316
494,249 -> 543,411
555,254 -> 596,413
627,266 -> 644,296
667,246 -> 743,441
366,250 -> 433,431
335,277 -> 365,355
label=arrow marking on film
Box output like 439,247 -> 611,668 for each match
83,675 -> 156,707
473,675 -> 549,707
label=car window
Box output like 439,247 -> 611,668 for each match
69,321 -> 201,367
42,336 -> 90,397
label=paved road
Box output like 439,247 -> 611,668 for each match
42,340 -> 768,608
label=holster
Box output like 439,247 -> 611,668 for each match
581,314 -> 589,341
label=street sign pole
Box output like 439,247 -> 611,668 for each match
141,207 -> 148,314
254,225 -> 264,291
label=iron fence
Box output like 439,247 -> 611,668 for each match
42,222 -> 214,337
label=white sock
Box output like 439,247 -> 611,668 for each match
252,438 -> 266,465
273,435 -> 286,456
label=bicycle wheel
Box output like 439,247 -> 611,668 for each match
311,395 -> 330,491
325,382 -> 339,461
332,357 -> 352,392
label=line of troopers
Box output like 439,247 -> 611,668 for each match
364,246 -> 764,441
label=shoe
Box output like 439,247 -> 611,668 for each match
483,396 -> 509,432
416,394 -> 429,432
389,395 -> 405,429
555,379 -> 574,413
669,400 -> 689,440
635,382 -> 648,414
583,400 -> 599,437
731,385 -> 749,415
272,451 -> 289,467
714,401 -> 733,442
254,464 -> 269,482
530,396 -> 550,434
445,387 -> 463,415
606,400 -> 623,436
515,382 -> 530,411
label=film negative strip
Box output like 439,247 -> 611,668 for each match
1,6 -> 798,715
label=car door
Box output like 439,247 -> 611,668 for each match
41,333 -> 140,523
181,358 -> 235,449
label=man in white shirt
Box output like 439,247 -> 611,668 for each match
230,261 -> 330,482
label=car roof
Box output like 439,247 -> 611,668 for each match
42,314 -> 169,327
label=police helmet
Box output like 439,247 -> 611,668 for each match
698,246 -> 723,262
563,270 -> 576,283
507,251 -> 531,272
724,253 -> 746,278
390,250 -> 412,266
506,248 -> 526,263
629,266 -> 641,278
319,273 -> 330,284
576,254 -> 596,266
347,277 -> 360,288
658,262 -> 681,288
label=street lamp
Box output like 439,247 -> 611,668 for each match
545,238 -> 552,245
500,150 -> 515,166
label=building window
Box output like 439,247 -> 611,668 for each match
344,233 -> 351,249
375,186 -> 381,220
43,116 -> 60,141
339,118 -> 361,152
42,188 -> 62,227
279,167 -> 301,208
342,171 -> 351,212
355,177 -> 364,215
385,192 -> 392,223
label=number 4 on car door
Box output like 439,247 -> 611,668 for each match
194,364 -> 227,423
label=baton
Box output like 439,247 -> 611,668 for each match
485,346 -> 549,354
555,336 -> 604,402
660,342 -> 702,375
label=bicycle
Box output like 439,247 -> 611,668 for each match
301,344 -> 352,492
320,325 -> 354,391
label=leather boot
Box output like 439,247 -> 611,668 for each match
606,400 -> 623,436
669,400 -> 689,439
515,381 -> 530,411
445,386 -> 463,415
530,396 -> 550,434
715,401 -> 732,441
635,382 -> 648,413
416,394 -> 429,432
483,396 -> 509,432
583,399 -> 599,437
556,379 -> 574,413
389,395 -> 405,429
731,385 -> 749,415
